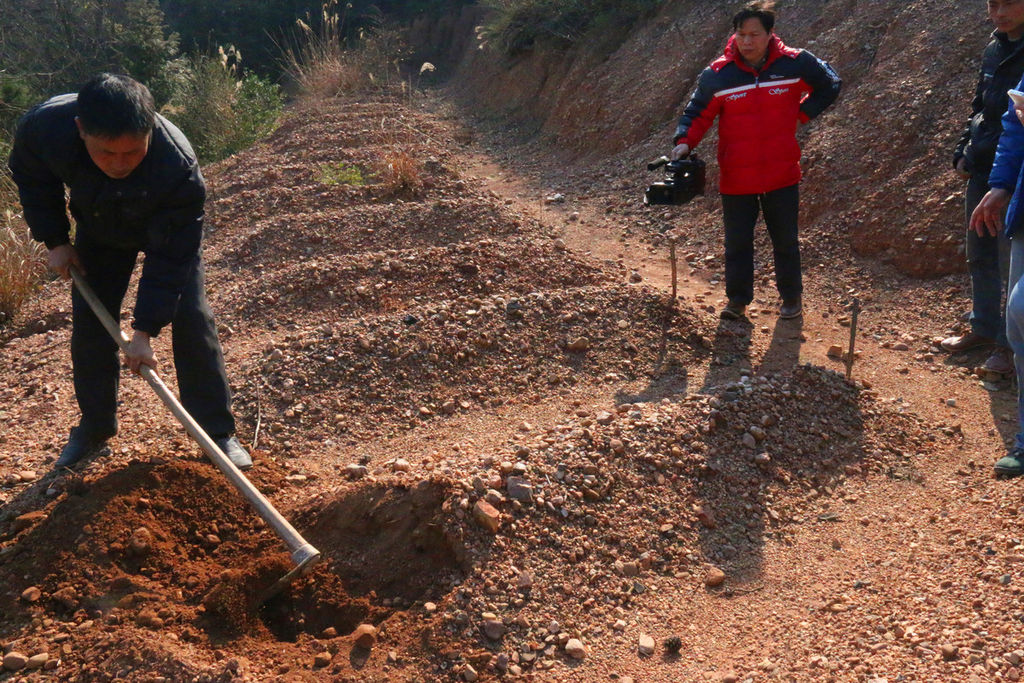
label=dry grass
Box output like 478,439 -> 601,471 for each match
378,149 -> 423,197
0,210 -> 46,326
279,1 -> 409,99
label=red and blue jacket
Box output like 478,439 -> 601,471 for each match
674,35 -> 841,196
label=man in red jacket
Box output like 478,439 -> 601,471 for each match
671,2 -> 841,320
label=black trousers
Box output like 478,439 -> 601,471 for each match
71,233 -> 235,440
720,183 -> 802,306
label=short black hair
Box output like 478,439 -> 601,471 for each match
77,73 -> 156,138
733,2 -> 777,33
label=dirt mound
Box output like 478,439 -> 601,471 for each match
0,458 -> 475,680
240,285 -> 711,443
419,364 -> 951,679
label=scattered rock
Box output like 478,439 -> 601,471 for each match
638,634 -> 656,656
473,500 -> 501,533
3,652 -> 27,671
129,527 -> 152,555
353,623 -> 377,649
705,567 -> 727,588
313,652 -> 333,668
20,586 -> 41,602
565,638 -> 586,660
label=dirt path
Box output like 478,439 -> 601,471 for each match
457,145 -> 1015,458
448,127 -> 1024,681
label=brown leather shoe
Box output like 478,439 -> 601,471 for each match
939,332 -> 993,353
983,347 -> 1014,376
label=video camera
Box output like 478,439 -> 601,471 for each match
644,155 -> 706,206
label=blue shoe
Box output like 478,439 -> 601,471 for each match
214,436 -> 253,470
54,427 -> 111,469
994,447 -> 1024,477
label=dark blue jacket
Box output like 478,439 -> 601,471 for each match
954,32 -> 1024,174
8,94 -> 206,336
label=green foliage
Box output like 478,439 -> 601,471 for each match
315,162 -> 368,186
167,53 -> 284,163
478,0 -> 663,55
0,0 -> 180,106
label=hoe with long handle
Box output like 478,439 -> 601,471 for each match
70,268 -> 320,592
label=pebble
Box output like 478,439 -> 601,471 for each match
25,653 -> 48,670
638,634 -> 656,655
941,644 -> 959,661
463,664 -> 478,681
827,344 -> 844,358
392,458 -> 412,472
705,567 -> 727,587
345,464 -> 368,479
20,586 -> 41,602
565,638 -> 586,660
313,652 -> 332,667
482,618 -> 506,640
130,527 -> 152,555
3,652 -> 28,671
473,500 -> 501,533
353,623 -> 377,649
506,476 -> 534,503
567,336 -> 590,352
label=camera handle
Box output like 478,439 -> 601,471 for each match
647,156 -> 671,171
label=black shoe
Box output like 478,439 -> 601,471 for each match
720,300 -> 746,320
995,447 -> 1024,477
214,436 -> 253,470
54,427 -> 111,469
779,298 -> 803,319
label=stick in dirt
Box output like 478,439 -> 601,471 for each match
69,268 -> 320,581
669,238 -> 678,301
846,297 -> 861,380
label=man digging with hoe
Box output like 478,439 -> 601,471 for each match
8,73 -> 252,471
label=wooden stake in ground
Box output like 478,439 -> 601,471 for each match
846,297 -> 861,380
669,238 -> 678,301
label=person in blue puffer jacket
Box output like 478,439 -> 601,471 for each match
972,76 -> 1024,476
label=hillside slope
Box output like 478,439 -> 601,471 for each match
425,0 -> 988,277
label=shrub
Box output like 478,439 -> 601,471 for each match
378,150 -> 423,197
167,50 -> 284,163
279,1 -> 412,98
477,0 -> 663,55
316,162 -> 368,186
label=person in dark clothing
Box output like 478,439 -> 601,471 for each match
941,0 -> 1024,377
670,1 -> 840,320
8,73 -> 252,470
